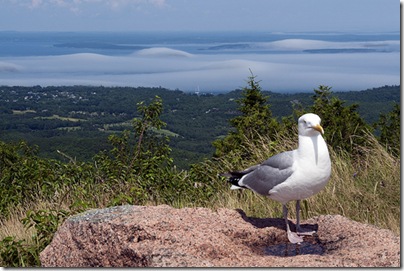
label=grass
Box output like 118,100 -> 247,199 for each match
101,121 -> 179,137
208,132 -> 400,234
0,206 -> 36,243
0,132 -> 400,266
35,115 -> 85,122
12,110 -> 37,115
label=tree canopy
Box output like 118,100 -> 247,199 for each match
213,73 -> 279,158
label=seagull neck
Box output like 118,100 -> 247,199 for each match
297,134 -> 328,164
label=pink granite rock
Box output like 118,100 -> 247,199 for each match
39,205 -> 400,267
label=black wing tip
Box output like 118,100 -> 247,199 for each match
219,172 -> 245,187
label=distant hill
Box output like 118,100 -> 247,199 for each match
0,85 -> 399,168
263,85 -> 400,124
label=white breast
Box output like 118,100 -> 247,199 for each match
268,134 -> 331,204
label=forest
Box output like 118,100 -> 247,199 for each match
0,84 -> 400,168
0,78 -> 400,266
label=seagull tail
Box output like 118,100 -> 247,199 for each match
219,171 -> 247,189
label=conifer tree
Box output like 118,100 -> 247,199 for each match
213,72 -> 279,158
308,85 -> 371,154
375,102 -> 400,156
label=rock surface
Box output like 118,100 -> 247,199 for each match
40,205 -> 400,267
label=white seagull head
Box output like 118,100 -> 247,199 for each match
298,113 -> 324,137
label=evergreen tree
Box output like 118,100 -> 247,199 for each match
308,85 -> 372,154
375,102 -> 400,156
213,73 -> 279,158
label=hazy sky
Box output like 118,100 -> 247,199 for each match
0,0 -> 400,92
0,0 -> 399,32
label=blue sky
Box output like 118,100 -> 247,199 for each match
0,0 -> 399,32
0,0 -> 400,92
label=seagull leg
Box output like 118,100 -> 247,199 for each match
283,204 -> 303,244
295,200 -> 316,236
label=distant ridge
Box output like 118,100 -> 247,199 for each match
0,84 -> 399,167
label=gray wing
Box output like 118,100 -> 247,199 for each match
239,151 -> 295,195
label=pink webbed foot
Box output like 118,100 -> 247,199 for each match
287,230 -> 304,244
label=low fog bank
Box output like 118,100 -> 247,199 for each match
0,43 -> 399,93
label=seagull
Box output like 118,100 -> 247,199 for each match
221,113 -> 331,244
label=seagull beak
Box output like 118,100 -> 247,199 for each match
312,124 -> 324,135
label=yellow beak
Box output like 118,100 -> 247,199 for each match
313,124 -> 324,135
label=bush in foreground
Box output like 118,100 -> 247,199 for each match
0,82 -> 400,266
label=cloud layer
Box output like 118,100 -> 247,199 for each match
15,0 -> 168,14
0,41 -> 399,93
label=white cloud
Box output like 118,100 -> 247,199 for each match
11,0 -> 44,9
86,0 -> 168,11
49,0 -> 82,14
0,61 -> 21,72
149,0 -> 167,8
9,0 -> 168,14
258,39 -> 400,52
30,0 -> 43,8
136,47 -> 193,58
0,49 -> 399,93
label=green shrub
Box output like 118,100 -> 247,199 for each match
0,209 -> 69,267
0,81 -> 400,267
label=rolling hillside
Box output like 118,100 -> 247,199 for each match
0,85 -> 399,168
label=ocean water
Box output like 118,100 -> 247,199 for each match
0,31 -> 400,92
